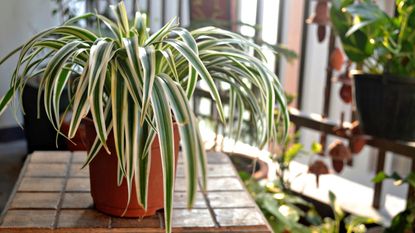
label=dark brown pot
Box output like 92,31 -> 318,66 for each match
81,118 -> 180,217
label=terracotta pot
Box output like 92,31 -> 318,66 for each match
61,112 -> 87,151
80,118 -> 180,217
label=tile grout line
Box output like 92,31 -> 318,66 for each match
198,178 -> 220,228
52,151 -> 74,229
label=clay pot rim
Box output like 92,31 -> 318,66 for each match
80,117 -> 180,150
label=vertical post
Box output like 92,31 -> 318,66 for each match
407,158 -> 415,207
373,149 -> 386,209
86,0 -> 94,27
147,0 -> 151,27
178,0 -> 183,21
254,0 -> 264,45
274,0 -> 285,77
248,0 -> 264,144
319,30 -> 336,151
322,30 -> 336,120
132,0 -> 137,16
296,0 -> 310,110
161,0 -> 166,25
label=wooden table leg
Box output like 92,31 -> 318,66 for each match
373,149 -> 386,209
407,158 -> 415,207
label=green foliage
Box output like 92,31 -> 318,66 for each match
330,0 -> 415,77
243,125 -> 374,233
385,207 -> 415,233
345,216 -> 376,233
372,171 -> 415,187
243,176 -> 375,233
270,122 -> 322,191
311,141 -> 323,154
0,2 -> 289,233
244,178 -> 315,233
372,171 -> 415,232
284,143 -> 303,165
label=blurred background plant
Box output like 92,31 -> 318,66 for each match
372,171 -> 415,232
330,0 -> 415,76
241,167 -> 376,233
238,108 -> 376,233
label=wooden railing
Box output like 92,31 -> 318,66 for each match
289,108 -> 415,208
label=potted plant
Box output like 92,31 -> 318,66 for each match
0,2 -> 289,233
330,0 -> 415,140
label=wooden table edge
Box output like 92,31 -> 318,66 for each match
0,154 -> 32,225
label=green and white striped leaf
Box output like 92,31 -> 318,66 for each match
0,79 -> 20,116
68,67 -> 90,139
159,49 -> 179,81
145,17 -> 178,46
117,58 -> 143,104
134,120 -> 153,209
96,14 -> 122,43
43,41 -> 84,127
110,1 -> 130,36
110,64 -> 127,178
123,93 -> 140,210
52,66 -> 73,127
139,46 -> 156,124
81,102 -> 113,169
163,39 -> 225,122
64,12 -> 95,25
151,80 -> 175,233
157,74 -> 198,208
53,26 -> 97,42
134,12 -> 149,45
87,40 -> 114,152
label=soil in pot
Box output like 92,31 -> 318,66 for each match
81,118 -> 180,217
353,74 -> 415,141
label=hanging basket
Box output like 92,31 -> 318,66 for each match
353,74 -> 415,141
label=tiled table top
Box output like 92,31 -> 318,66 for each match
0,151 -> 271,232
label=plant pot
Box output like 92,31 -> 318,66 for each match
80,118 -> 180,217
61,112 -> 87,151
353,74 -> 415,141
22,80 -> 69,153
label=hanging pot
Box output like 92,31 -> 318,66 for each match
353,74 -> 415,141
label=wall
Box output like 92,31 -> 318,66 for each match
0,0 -> 61,157
0,1 -> 59,129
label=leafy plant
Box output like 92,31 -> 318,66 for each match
243,176 -> 316,233
309,191 -> 374,233
330,0 -> 415,77
372,171 -> 415,232
243,174 -> 375,233
270,126 -> 322,191
242,126 -> 375,233
0,2 -> 288,233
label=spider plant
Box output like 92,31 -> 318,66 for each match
0,2 -> 288,232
